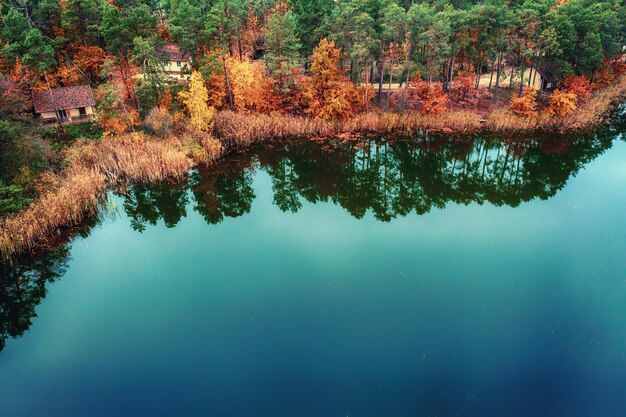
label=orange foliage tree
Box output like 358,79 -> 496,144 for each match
510,88 -> 537,117
48,63 -> 83,87
73,45 -> 107,82
548,89 -> 577,116
302,39 -> 359,120
227,57 -> 274,112
0,59 -> 32,115
408,77 -> 449,115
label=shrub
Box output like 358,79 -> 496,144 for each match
420,85 -> 449,115
510,88 -> 537,117
562,75 -> 592,103
548,90 -> 577,116
0,181 -> 31,214
145,107 -> 173,137
449,75 -> 479,108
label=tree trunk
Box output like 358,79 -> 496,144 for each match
377,59 -> 384,105
475,55 -> 484,89
44,72 -> 64,130
488,59 -> 495,89
492,52 -> 503,103
364,66 -> 369,108
518,63 -> 526,97
387,60 -> 394,109
223,56 -> 234,110
509,59 -> 516,90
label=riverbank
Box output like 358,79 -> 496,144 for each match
216,74 -> 626,147
1,75 -> 626,261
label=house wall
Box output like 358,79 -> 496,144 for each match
165,60 -> 189,73
68,106 -> 94,118
40,111 -> 57,120
38,106 -> 95,122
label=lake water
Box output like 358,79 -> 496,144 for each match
1,125 -> 626,417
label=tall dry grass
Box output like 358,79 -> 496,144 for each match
213,111 -> 335,147
0,131 -> 224,261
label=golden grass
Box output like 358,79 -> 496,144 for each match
0,131 -> 224,261
213,111 -> 335,147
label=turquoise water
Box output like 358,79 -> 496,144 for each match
1,130 -> 626,416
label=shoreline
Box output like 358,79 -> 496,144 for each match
2,76 -> 626,262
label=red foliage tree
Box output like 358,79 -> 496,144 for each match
449,75 -> 479,108
562,75 -> 592,103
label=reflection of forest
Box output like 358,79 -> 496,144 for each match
121,129 -> 617,226
0,127 -> 621,352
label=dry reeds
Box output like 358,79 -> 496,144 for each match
213,111 -> 334,147
0,131 -> 225,260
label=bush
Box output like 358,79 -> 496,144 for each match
449,75 -> 479,108
145,107 -> 173,137
562,75 -> 592,103
548,90 -> 577,116
0,181 -> 31,214
510,88 -> 537,117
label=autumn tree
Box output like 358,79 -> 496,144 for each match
510,87 -> 538,117
449,75 -> 479,109
302,39 -> 359,120
179,71 -> 215,132
548,89 -> 577,117
562,75 -> 592,103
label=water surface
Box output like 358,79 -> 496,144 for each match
1,128 -> 626,417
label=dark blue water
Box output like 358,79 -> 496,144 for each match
1,131 -> 626,417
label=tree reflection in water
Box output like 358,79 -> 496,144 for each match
0,126 -> 622,352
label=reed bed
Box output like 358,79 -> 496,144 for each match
0,131 -> 225,261
214,111 -> 334,147
0,167 -> 106,260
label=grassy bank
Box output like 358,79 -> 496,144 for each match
1,75 -> 625,261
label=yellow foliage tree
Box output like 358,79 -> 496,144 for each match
227,57 -> 269,112
179,71 -> 215,132
548,89 -> 577,116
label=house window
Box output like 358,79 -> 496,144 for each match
57,109 -> 68,120
79,107 -> 87,116
177,61 -> 181,68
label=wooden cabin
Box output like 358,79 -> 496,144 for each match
532,66 -> 557,92
32,85 -> 96,124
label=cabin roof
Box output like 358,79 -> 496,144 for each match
32,85 -> 95,113
157,43 -> 189,62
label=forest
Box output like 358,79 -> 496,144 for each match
1,0 -> 624,123
0,0 -> 625,258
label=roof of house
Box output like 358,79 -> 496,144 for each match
157,43 -> 189,62
32,85 -> 95,113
